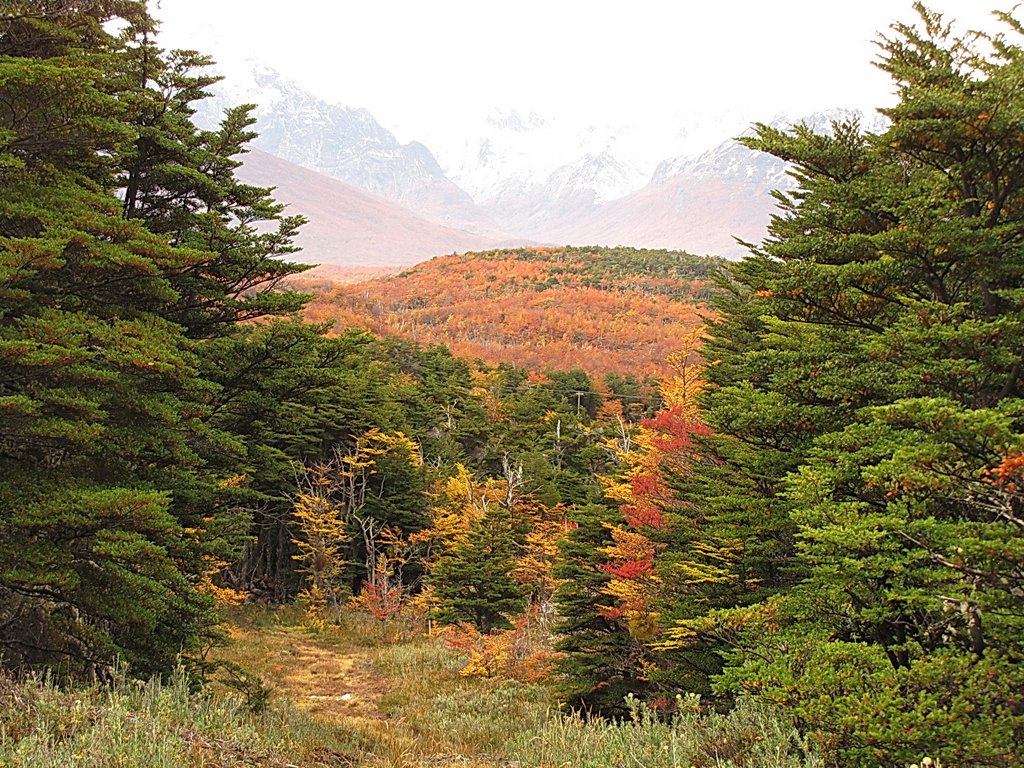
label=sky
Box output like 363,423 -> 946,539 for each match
152,1 -> 1008,144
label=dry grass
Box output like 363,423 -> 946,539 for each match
1,606 -> 822,768
211,607 -> 528,766
0,667 -> 364,768
371,640 -> 550,763
210,606 -> 388,726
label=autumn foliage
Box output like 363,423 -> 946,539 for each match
303,246 -> 720,379
598,330 -> 711,643
437,609 -> 563,683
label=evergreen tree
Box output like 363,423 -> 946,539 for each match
0,1 -> 307,675
430,507 -> 527,632
554,504 -> 650,716
204,324 -> 400,598
659,6 -> 1024,765
0,0 -> 189,675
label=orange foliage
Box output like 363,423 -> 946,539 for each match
436,609 -> 563,683
599,333 -> 712,640
599,524 -> 663,641
602,330 -> 710,529
301,247 -> 714,379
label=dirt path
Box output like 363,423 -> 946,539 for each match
220,619 -> 387,725
215,613 -> 514,768
273,631 -> 386,723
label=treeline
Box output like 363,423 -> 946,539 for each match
0,0 -> 649,676
0,1 -> 315,676
0,2 -> 660,679
549,8 -> 1024,767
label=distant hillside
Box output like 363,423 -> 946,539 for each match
502,111 -> 886,258
532,173 -> 781,259
236,149 -> 511,267
305,246 -> 724,378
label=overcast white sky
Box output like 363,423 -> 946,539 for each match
153,1 -> 1009,141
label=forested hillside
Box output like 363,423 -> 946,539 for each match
306,246 -> 721,378
2,4 -> 1023,768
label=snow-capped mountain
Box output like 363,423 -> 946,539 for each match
413,107 -> 755,238
497,108 -> 890,258
436,109 -> 647,204
421,107 -> 754,200
195,63 -> 892,263
654,107 -> 889,185
234,149 -> 506,267
193,64 -> 504,236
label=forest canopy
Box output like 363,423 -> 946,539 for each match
1,3 -> 1023,767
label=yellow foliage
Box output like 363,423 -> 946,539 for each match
437,611 -> 563,683
512,506 -> 569,605
193,554 -> 246,606
196,575 -> 246,607
291,476 -> 349,626
301,583 -> 330,632
216,473 -> 248,489
657,597 -> 782,651
665,540 -> 744,586
418,465 -> 570,610
661,328 -> 706,418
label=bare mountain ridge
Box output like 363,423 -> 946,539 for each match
505,109 -> 889,258
195,66 -> 509,239
236,148 -> 511,267
475,137 -> 791,258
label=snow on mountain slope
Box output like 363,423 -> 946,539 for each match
437,110 -> 644,203
421,107 -> 753,201
194,64 -> 505,237
403,107 -> 758,241
517,108 -> 890,258
654,107 -> 888,183
197,63 -> 890,262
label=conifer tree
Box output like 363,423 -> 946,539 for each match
554,503 -> 650,716
659,6 -> 1024,764
430,507 -> 527,632
0,1 -> 308,675
0,2 -> 222,674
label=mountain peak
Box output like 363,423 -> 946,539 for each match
192,64 -> 505,237
485,108 -> 549,132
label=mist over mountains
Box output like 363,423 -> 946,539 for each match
197,65 -> 885,265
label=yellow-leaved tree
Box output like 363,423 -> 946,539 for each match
291,461 -> 349,630
291,428 -> 426,629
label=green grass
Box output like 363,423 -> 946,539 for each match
509,696 -> 824,768
373,639 -> 550,760
0,607 -> 824,768
372,637 -> 822,768
0,669 -> 362,768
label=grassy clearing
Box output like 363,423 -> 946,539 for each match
0,607 -> 822,767
508,698 -> 823,768
371,637 -> 822,768
372,639 -> 550,764
0,669 -> 363,768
